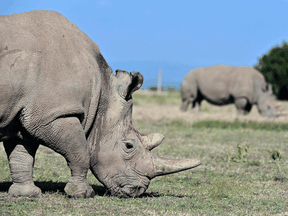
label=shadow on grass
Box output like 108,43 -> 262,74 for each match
0,181 -> 106,196
140,192 -> 195,199
0,181 -> 194,199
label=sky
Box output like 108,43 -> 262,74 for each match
1,0 -> 288,89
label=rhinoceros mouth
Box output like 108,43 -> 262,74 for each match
109,184 -> 147,198
106,175 -> 150,197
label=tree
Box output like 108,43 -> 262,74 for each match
254,41 -> 288,100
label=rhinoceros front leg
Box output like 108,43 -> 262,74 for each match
26,117 -> 95,198
3,138 -> 41,197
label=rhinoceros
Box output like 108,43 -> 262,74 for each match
0,10 -> 201,198
180,65 -> 280,118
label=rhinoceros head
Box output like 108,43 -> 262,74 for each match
257,84 -> 279,118
89,69 -> 201,197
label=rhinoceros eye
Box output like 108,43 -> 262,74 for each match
122,140 -> 137,159
123,140 -> 136,150
125,142 -> 134,149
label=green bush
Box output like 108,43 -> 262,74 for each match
254,41 -> 288,100
148,85 -> 158,91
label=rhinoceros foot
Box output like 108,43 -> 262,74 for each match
64,177 -> 95,198
8,182 -> 41,197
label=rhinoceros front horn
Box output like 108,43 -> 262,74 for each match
142,133 -> 202,178
148,154 -> 202,179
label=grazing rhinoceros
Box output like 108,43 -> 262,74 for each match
0,10 -> 201,198
180,65 -> 280,118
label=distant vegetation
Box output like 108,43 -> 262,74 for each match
254,41 -> 288,100
147,85 -> 181,92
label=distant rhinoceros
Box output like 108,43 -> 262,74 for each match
180,65 -> 279,118
0,10 -> 201,198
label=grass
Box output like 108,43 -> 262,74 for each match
193,119 -> 288,131
132,91 -> 181,106
1,120 -> 288,215
135,119 -> 288,214
144,118 -> 288,132
1,92 -> 288,215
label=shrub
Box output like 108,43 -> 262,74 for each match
254,41 -> 288,100
148,85 -> 158,91
227,143 -> 250,163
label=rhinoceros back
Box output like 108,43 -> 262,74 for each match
0,10 -> 106,139
191,66 -> 235,105
183,65 -> 264,105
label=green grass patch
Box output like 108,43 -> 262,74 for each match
247,160 -> 261,166
193,119 -> 288,131
1,118 -> 288,215
209,178 -> 251,200
137,118 -> 288,132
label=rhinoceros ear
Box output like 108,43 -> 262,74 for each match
125,72 -> 144,100
267,84 -> 273,94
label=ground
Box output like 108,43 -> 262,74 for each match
0,91 -> 288,215
133,90 -> 288,123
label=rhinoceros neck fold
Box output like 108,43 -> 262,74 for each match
85,61 -> 114,155
86,90 -> 110,154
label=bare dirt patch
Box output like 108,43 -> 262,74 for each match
133,100 -> 288,123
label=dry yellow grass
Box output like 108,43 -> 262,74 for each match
132,97 -> 288,123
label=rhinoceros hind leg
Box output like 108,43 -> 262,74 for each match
3,138 -> 41,197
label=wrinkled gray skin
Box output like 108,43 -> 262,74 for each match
0,10 -> 201,198
180,65 -> 279,118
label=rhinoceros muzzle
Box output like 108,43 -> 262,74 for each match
110,183 -> 147,198
106,153 -> 202,197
